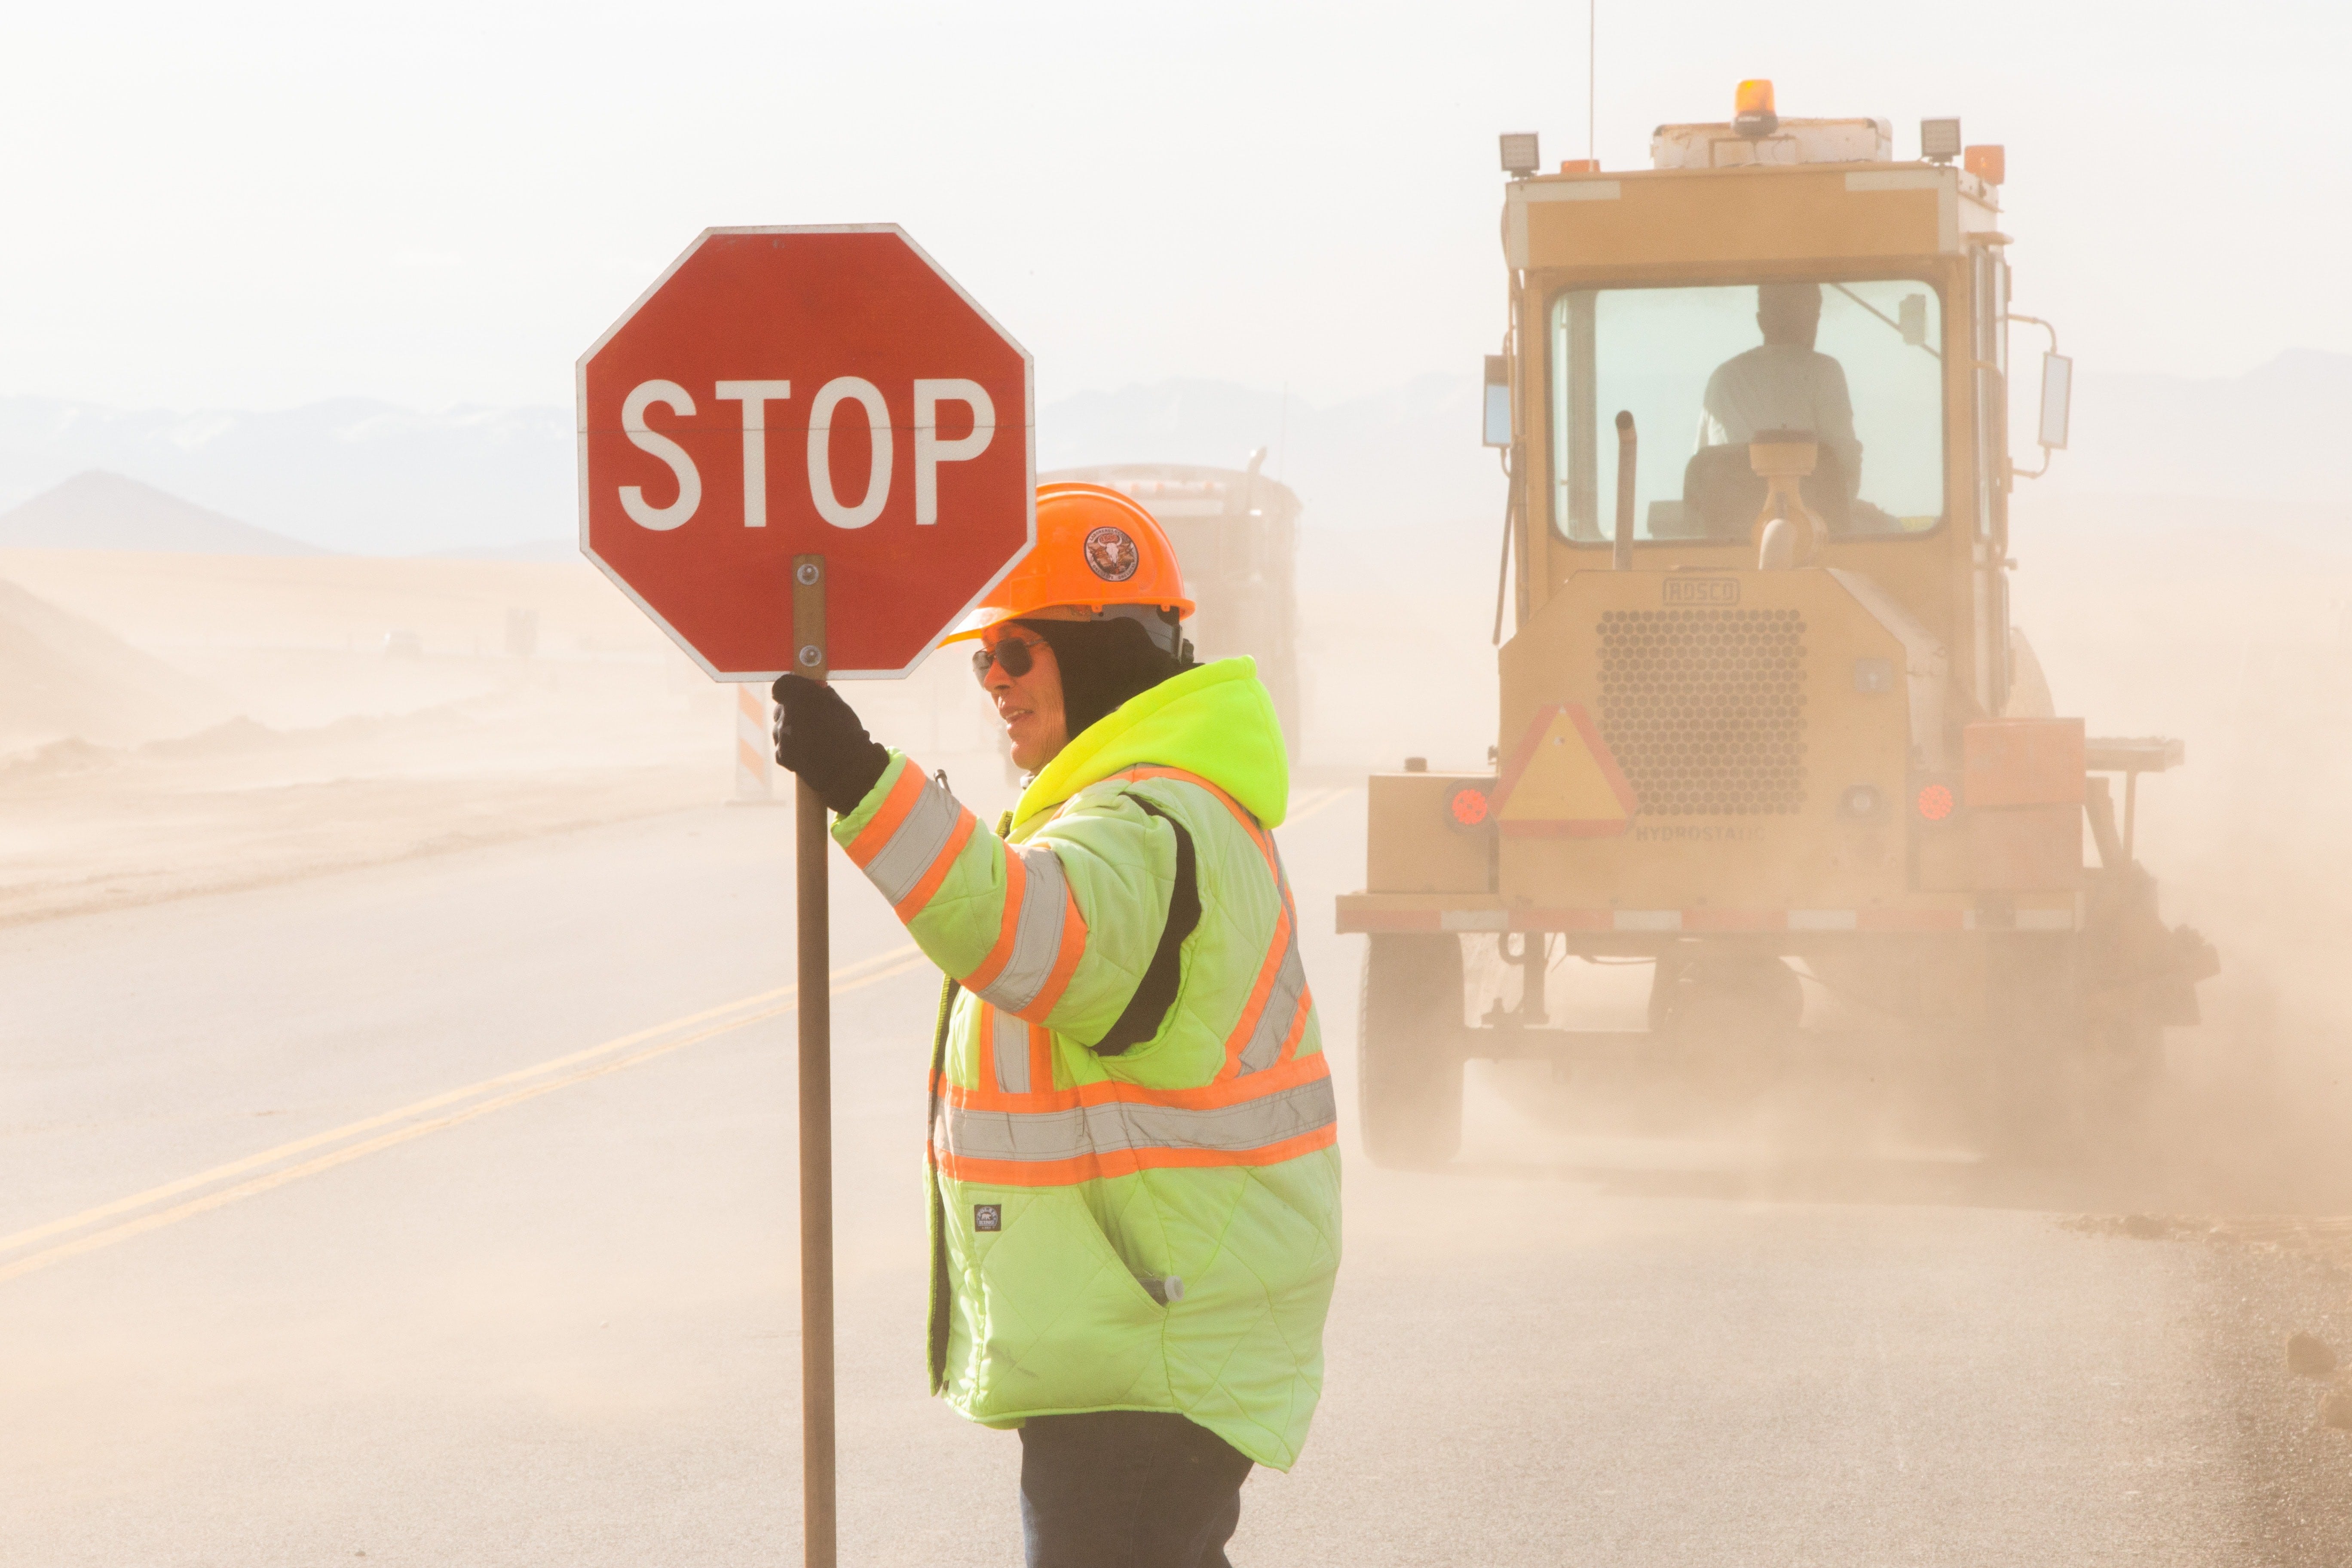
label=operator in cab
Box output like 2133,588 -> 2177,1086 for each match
1696,281 -> 1864,499
768,483 -> 1341,1568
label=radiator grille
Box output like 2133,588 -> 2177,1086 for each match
1596,608 -> 1808,816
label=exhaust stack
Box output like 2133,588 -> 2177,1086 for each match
1612,410 -> 1637,571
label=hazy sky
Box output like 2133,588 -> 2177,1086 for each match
6,1 -> 2343,415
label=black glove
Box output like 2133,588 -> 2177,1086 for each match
770,674 -> 891,814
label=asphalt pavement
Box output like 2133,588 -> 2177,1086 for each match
4,791 -> 2348,1565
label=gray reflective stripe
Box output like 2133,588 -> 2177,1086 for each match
861,775 -> 965,907
940,1074 -> 1335,1165
991,1005 -> 1031,1094
1271,844 -> 1300,926
973,842 -> 1072,1016
1234,935 -> 1308,1077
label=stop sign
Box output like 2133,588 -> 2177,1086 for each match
577,225 -> 1034,678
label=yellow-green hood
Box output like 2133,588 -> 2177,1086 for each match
1014,657 -> 1289,830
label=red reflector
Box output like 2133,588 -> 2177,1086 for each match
1916,783 -> 1954,821
1449,787 -> 1491,827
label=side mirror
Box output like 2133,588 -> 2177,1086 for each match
1898,294 -> 1929,347
2037,351 -> 2072,451
1482,355 -> 1511,448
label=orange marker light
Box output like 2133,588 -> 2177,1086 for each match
1916,783 -> 1954,821
1448,785 -> 1491,827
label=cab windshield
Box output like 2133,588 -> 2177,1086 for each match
1549,279 -> 1945,543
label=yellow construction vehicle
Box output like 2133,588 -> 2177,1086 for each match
1338,83 -> 2218,1166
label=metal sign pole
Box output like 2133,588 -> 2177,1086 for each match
790,554 -> 836,1568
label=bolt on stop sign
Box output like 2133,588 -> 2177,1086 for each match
578,225 -> 1034,678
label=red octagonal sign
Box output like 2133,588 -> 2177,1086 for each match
578,226 -> 1034,679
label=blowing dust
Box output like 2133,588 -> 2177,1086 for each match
5,479 -> 2348,1223
1396,493 -> 2352,1225
2006,494 -> 2352,1217
0,547 -> 1032,926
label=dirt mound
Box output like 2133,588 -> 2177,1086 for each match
0,735 -> 120,779
138,715 -> 281,759
0,577 -> 230,749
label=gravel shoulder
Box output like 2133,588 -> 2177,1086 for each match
2187,1231 -> 2352,1565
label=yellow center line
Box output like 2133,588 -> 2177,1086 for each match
1282,784 -> 1360,831
0,946 -> 928,1284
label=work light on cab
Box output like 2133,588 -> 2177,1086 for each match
1916,783 -> 1955,821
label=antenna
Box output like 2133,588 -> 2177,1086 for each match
1588,0 -> 1596,163
1276,382 -> 1289,483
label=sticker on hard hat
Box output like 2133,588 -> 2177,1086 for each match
1083,527 -> 1140,583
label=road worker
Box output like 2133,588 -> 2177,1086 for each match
769,481 -> 1340,1568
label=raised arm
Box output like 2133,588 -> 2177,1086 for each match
834,754 -> 1178,1046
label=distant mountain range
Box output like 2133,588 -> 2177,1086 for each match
0,471 -> 324,555
0,397 -> 567,557
0,351 -> 2344,557
2046,348 -> 2348,503
0,377 -> 1502,557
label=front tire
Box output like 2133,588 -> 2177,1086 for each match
1357,934 -> 1466,1168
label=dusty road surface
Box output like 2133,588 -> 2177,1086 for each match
6,788 -> 2350,1567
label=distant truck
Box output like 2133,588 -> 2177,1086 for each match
1042,454 -> 1304,755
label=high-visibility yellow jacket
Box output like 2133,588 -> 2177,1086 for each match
831,657 -> 1341,1470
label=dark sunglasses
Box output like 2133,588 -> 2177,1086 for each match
971,633 -> 1045,682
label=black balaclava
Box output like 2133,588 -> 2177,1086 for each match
1017,616 -> 1195,742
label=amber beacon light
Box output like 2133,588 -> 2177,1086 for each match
1733,79 -> 1778,138
1915,783 -> 1955,822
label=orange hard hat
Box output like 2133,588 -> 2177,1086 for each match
945,482 -> 1194,644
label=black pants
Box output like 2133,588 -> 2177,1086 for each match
1018,1410 -> 1253,1568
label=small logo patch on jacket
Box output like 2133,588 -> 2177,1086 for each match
973,1204 -> 1002,1232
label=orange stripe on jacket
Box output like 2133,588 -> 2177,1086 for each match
972,1002 -> 999,1090
1008,887 -> 1088,1024
893,810 -> 977,923
844,765 -> 928,868
1216,906 -> 1295,1078
1114,766 -> 1276,869
1107,763 -> 1292,1075
959,850 -> 1029,994
1273,988 -> 1312,1066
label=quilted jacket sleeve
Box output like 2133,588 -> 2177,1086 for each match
831,752 -> 1176,1044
